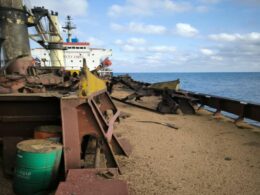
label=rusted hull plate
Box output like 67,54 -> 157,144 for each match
56,169 -> 129,195
0,95 -> 60,138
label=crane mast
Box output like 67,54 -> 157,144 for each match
28,7 -> 65,67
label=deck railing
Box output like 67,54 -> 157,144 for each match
183,90 -> 260,123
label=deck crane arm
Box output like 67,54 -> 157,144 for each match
26,7 -> 63,48
25,6 -> 65,67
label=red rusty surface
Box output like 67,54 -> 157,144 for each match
0,95 -> 61,138
0,63 -> 77,95
66,168 -> 119,181
56,169 -> 129,195
88,90 -> 120,141
0,78 -> 26,93
26,74 -> 63,85
6,56 -> 34,75
60,98 -> 83,171
61,92 -> 127,174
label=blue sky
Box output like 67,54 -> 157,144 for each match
28,0 -> 260,72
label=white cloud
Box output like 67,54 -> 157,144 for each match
148,46 -> 176,52
115,38 -> 177,54
121,44 -> 136,52
199,0 -> 222,4
209,33 -> 241,42
200,48 -> 223,61
121,44 -> 146,52
200,48 -> 214,55
145,53 -> 164,64
127,38 -> 146,45
120,44 -> 177,53
163,0 -> 192,12
115,38 -> 147,50
111,22 -> 167,35
204,32 -> 260,67
209,32 -> 260,42
28,0 -> 88,17
108,0 -> 152,17
87,37 -> 104,47
210,56 -> 223,61
175,23 -> 199,37
113,41 -> 260,72
249,32 -> 260,41
108,5 -> 124,17
114,39 -> 124,45
108,0 -> 195,17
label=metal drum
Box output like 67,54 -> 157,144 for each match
13,139 -> 62,195
34,125 -> 62,142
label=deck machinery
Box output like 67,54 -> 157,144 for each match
0,0 -> 128,194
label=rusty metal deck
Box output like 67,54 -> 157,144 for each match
56,168 -> 129,195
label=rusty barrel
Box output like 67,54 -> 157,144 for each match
34,125 -> 62,142
13,139 -> 62,195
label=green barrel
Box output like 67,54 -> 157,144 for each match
13,139 -> 62,195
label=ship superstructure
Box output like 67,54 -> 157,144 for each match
31,15 -> 112,74
32,42 -> 112,72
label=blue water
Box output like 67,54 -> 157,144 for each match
114,72 -> 260,104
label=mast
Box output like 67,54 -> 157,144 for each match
62,15 -> 76,43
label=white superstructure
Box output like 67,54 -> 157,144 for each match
31,42 -> 112,72
31,15 -> 112,74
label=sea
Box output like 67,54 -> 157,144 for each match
114,72 -> 260,126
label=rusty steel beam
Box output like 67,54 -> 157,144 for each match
112,96 -> 163,114
61,90 -> 127,174
184,91 -> 260,122
0,115 -> 58,122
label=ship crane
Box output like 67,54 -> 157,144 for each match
26,6 -> 65,67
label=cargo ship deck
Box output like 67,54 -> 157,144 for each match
114,98 -> 260,194
0,89 -> 260,194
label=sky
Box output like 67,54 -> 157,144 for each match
27,0 -> 260,72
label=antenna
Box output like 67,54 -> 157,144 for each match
62,15 -> 76,43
